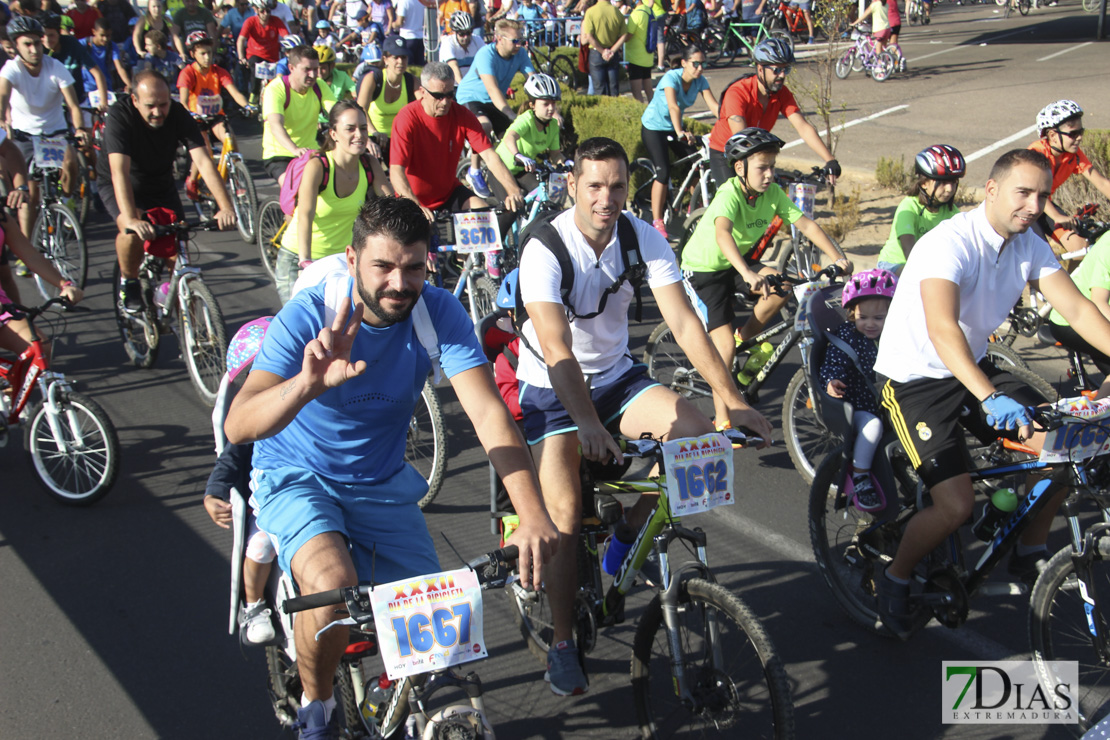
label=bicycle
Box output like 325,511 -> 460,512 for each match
254,194 -> 285,282
628,134 -> 716,242
269,546 -> 520,738
23,133 -> 88,302
524,27 -> 578,89
906,0 -> 929,24
834,25 -> 896,82
113,218 -> 229,406
429,207 -> 505,326
191,108 -> 260,244
500,159 -> 573,271
763,0 -> 812,39
504,427 -> 795,738
1084,0 -> 1101,11
1003,0 -> 1032,17
703,14 -> 794,68
0,296 -> 120,505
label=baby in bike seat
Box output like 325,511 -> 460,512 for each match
818,268 -> 897,511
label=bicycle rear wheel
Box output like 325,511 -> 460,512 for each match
628,158 -> 657,223
411,379 -> 448,509
782,368 -> 840,485
256,196 -> 284,283
1084,0 -> 1100,11
178,277 -> 229,406
1018,0 -> 1031,14
32,203 -> 87,301
547,53 -> 577,89
26,390 -> 120,505
631,577 -> 795,739
872,51 -> 896,82
643,321 -> 713,404
229,158 -> 259,243
111,261 -> 160,368
834,50 -> 855,79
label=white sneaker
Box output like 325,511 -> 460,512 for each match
240,600 -> 275,644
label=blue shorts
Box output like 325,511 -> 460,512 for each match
519,363 -> 660,445
250,464 -> 440,585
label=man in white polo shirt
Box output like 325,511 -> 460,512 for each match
873,148 -> 1110,639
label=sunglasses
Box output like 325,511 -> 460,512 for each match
500,35 -> 523,45
1057,127 -> 1085,139
688,60 -> 705,68
424,88 -> 456,100
767,65 -> 791,76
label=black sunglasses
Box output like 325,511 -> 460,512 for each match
424,88 -> 456,100
1057,127 -> 1085,139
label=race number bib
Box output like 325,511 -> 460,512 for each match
86,89 -> 116,109
370,567 -> 487,680
790,182 -> 816,219
548,171 -> 568,205
32,136 -> 67,169
452,211 -> 502,254
197,94 -> 222,116
663,433 -> 735,517
1040,397 -> 1110,464
255,61 -> 278,80
793,280 -> 820,332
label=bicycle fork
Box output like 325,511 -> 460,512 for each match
656,526 -> 716,707
1066,520 -> 1110,662
37,374 -> 81,453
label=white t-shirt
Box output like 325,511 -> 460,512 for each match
345,0 -> 368,25
516,208 -> 681,388
440,33 -> 485,76
874,203 -> 1061,383
0,57 -> 74,135
395,0 -> 425,38
271,1 -> 296,26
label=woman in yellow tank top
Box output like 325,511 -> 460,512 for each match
356,37 -> 413,165
276,101 -> 394,303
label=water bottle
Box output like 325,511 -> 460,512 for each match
737,342 -> 774,386
152,281 -> 170,311
602,523 -> 636,576
361,672 -> 394,729
972,487 -> 1018,542
487,249 -> 502,279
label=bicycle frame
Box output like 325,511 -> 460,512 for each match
434,246 -> 490,326
0,327 -> 84,452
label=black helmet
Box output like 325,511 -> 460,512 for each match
752,37 -> 794,66
39,12 -> 62,30
725,127 -> 785,163
914,144 -> 966,181
7,16 -> 44,39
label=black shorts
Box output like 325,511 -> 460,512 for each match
890,23 -> 901,35
879,359 -> 1049,488
641,126 -> 696,185
263,156 -> 294,182
708,147 -> 733,190
683,265 -> 757,332
97,174 -> 185,224
1049,321 -> 1110,375
627,62 -> 653,80
464,101 -> 512,136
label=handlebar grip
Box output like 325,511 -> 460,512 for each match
282,588 -> 346,614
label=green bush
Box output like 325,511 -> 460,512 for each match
1054,129 -> 1110,216
875,155 -> 913,193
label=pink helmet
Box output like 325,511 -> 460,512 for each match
840,268 -> 897,309
226,317 -> 273,383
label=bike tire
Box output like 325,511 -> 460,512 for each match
986,352 -> 1058,403
111,260 -> 160,368
265,645 -> 302,727
31,202 -> 87,301
872,51 -> 895,82
547,53 -> 577,89
1029,545 -> 1110,735
1084,0 -> 1100,11
467,274 -> 499,324
73,148 -> 92,225
984,342 -> 1032,373
1018,0 -> 1031,14
676,207 -> 706,261
25,390 -> 120,505
834,50 -> 854,79
229,158 -> 259,243
412,379 -> 448,509
334,664 -> 364,736
628,158 -> 657,223
631,577 -> 795,739
256,196 -> 284,283
703,24 -> 726,66
178,277 -> 229,406
782,368 -> 841,485
643,321 -> 713,402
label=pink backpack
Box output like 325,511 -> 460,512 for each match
279,151 -> 375,217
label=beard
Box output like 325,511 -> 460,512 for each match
356,273 -> 420,326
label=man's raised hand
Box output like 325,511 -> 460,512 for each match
302,298 -> 368,391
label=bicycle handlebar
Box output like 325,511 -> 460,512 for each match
776,167 -> 828,187
763,263 -> 845,295
125,219 -> 220,238
1,296 -> 87,320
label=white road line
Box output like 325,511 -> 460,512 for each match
781,104 -> 908,149
1037,41 -> 1093,62
964,124 -> 1040,163
913,46 -> 963,62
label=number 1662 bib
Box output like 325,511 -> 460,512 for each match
663,433 -> 736,517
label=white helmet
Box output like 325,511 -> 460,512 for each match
1037,100 -> 1083,133
523,73 -> 560,101
280,34 -> 304,51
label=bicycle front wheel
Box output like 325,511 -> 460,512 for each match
32,203 -> 87,301
834,50 -> 855,79
73,148 -> 93,224
547,53 -> 577,89
1030,545 -> 1110,734
411,379 -> 448,509
229,159 -> 259,243
631,577 -> 795,739
256,196 -> 285,283
872,51 -> 896,82
782,368 -> 840,484
628,158 -> 657,223
1084,0 -> 1100,11
643,322 -> 713,402
178,278 -> 229,406
25,390 -> 120,505
1018,0 -> 1031,15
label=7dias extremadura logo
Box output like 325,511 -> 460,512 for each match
942,661 -> 1078,725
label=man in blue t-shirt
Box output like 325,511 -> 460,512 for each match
43,13 -> 108,108
455,18 -> 534,197
220,0 -> 255,38
224,196 -> 557,739
83,18 -> 131,95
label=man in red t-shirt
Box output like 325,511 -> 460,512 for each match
66,0 -> 101,39
236,0 -> 288,102
390,61 -> 523,219
707,38 -> 839,187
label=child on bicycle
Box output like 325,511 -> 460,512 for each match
819,268 -> 897,511
138,28 -> 184,78
493,73 -> 565,196
177,31 -> 253,201
680,127 -> 850,427
203,317 -> 278,645
876,144 -> 965,276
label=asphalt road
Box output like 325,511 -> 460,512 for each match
1,10 -> 1107,737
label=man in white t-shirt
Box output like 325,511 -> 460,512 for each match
440,10 -> 484,83
269,0 -> 298,32
0,16 -> 87,249
873,148 -> 1110,639
393,0 -> 428,63
517,137 -> 772,697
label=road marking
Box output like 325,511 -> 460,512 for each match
1037,41 -> 1093,62
964,124 -> 1040,163
781,104 -> 908,149
690,111 -> 714,120
913,46 -> 963,62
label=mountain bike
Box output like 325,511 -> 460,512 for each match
500,159 -> 573,272
524,27 -> 578,89
505,428 -> 795,738
703,14 -> 794,68
763,0 -> 812,39
628,134 -> 716,242
23,133 -> 88,302
834,26 -> 896,82
113,218 -> 229,406
191,108 -> 260,244
268,546 -> 520,738
0,296 -> 119,505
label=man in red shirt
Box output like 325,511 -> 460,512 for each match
66,0 -> 101,39
707,38 -> 839,187
236,0 -> 288,102
390,61 -> 523,219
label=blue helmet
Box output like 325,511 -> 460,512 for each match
752,37 -> 795,66
497,270 -> 518,310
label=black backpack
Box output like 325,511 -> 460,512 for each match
369,68 -> 416,104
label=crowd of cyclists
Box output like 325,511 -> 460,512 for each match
0,0 -> 1108,735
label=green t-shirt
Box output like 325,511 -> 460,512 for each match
495,110 -> 560,175
262,78 -> 337,159
681,178 -> 803,273
876,196 -> 958,267
625,4 -> 659,69
320,69 -> 356,123
1050,231 -> 1110,327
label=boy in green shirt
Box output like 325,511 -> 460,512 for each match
681,127 -> 850,407
494,72 -> 563,193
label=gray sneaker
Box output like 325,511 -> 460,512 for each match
876,567 -> 915,641
545,640 -> 588,696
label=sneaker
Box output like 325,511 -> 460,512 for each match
1008,548 -> 1049,584
185,176 -> 200,202
876,567 -> 915,641
545,640 -> 588,696
13,259 -> 28,277
118,278 -> 144,315
898,58 -> 908,73
807,37 -> 816,44
294,700 -> 340,740
847,472 -> 885,512
466,168 -> 492,198
239,599 -> 276,644
652,218 -> 668,239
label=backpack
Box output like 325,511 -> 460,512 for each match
685,0 -> 707,29
719,72 -> 755,103
279,74 -> 324,110
634,5 -> 660,53
279,151 -> 375,217
368,67 -> 416,104
513,210 -> 646,351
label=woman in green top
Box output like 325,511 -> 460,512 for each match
134,0 -> 186,59
494,73 -> 564,194
1048,230 -> 1110,384
275,101 -> 393,303
356,36 -> 413,166
876,144 -> 966,275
